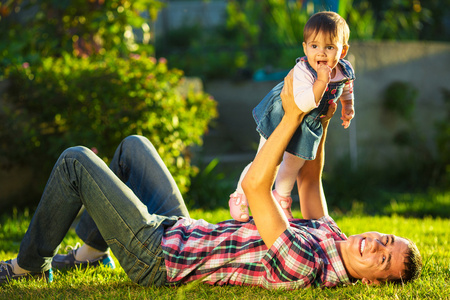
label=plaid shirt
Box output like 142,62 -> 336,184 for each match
162,215 -> 351,289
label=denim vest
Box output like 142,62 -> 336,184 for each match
253,57 -> 355,160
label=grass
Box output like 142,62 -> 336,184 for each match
1,208 -> 449,299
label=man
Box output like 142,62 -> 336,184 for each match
0,71 -> 421,288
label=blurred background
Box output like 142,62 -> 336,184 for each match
0,0 -> 449,217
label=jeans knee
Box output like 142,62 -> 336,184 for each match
61,146 -> 92,161
123,135 -> 147,145
121,135 -> 151,152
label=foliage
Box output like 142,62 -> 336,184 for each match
323,156 -> 450,218
338,0 -> 377,40
1,209 -> 449,299
157,0 -> 312,79
185,158 -> 236,210
434,88 -> 450,188
382,81 -> 418,121
157,0 -> 445,80
0,53 -> 217,197
341,0 -> 433,40
0,0 -> 162,70
323,86 -> 449,216
417,0 -> 450,41
370,0 -> 431,40
155,25 -> 248,80
360,0 -> 450,41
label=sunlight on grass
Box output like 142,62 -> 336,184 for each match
1,209 -> 449,299
384,190 -> 450,218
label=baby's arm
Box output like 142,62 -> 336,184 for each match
339,80 -> 355,129
340,99 -> 354,129
293,62 -> 331,112
313,63 -> 332,105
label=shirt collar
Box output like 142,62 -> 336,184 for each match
319,237 -> 351,285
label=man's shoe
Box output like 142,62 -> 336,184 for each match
52,248 -> 115,270
0,260 -> 53,285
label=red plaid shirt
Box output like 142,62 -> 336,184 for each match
162,216 -> 351,289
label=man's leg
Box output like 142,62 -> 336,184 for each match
18,142 -> 181,286
75,135 -> 189,252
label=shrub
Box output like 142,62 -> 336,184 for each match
0,0 -> 163,69
382,81 -> 418,121
0,52 -> 217,200
185,158 -> 236,210
157,0 -> 440,80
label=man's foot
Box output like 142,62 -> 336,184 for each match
229,192 -> 249,222
0,260 -> 53,285
273,190 -> 294,219
52,247 -> 115,270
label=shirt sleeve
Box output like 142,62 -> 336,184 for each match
261,227 -> 321,289
317,216 -> 348,240
293,62 -> 318,112
340,80 -> 355,102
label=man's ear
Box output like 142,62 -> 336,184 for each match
340,45 -> 349,59
302,42 -> 307,55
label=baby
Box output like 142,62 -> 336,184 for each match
229,11 -> 355,221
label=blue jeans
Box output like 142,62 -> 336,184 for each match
17,135 -> 190,286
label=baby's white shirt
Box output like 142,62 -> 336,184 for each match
293,60 -> 353,113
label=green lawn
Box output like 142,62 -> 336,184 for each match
1,208 -> 449,299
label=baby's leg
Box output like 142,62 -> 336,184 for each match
273,152 -> 305,219
229,136 -> 267,222
275,152 -> 305,198
235,136 -> 267,193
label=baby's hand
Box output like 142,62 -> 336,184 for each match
341,105 -> 354,129
316,62 -> 331,84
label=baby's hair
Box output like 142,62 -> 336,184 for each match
303,11 -> 350,45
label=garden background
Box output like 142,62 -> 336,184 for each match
0,0 -> 449,299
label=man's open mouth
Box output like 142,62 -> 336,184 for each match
360,238 -> 366,256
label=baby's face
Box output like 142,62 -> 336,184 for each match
302,31 -> 347,73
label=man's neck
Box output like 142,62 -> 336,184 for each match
334,240 -> 357,280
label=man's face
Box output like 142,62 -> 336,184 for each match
338,231 -> 409,284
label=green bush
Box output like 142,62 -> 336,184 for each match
157,0 -> 310,79
0,52 -> 217,197
382,81 -> 418,121
185,158 -> 236,210
323,86 -> 450,216
434,88 -> 450,187
157,0 -> 441,80
0,0 -> 163,69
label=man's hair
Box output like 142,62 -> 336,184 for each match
391,238 -> 422,284
303,11 -> 350,46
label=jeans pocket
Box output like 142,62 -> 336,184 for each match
107,238 -> 167,286
107,239 -> 150,284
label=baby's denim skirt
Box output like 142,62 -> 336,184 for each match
253,80 -> 345,160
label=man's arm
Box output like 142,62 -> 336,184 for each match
297,100 -> 337,220
242,70 -> 305,248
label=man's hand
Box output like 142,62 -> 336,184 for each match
281,69 -> 304,122
319,99 -> 338,123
